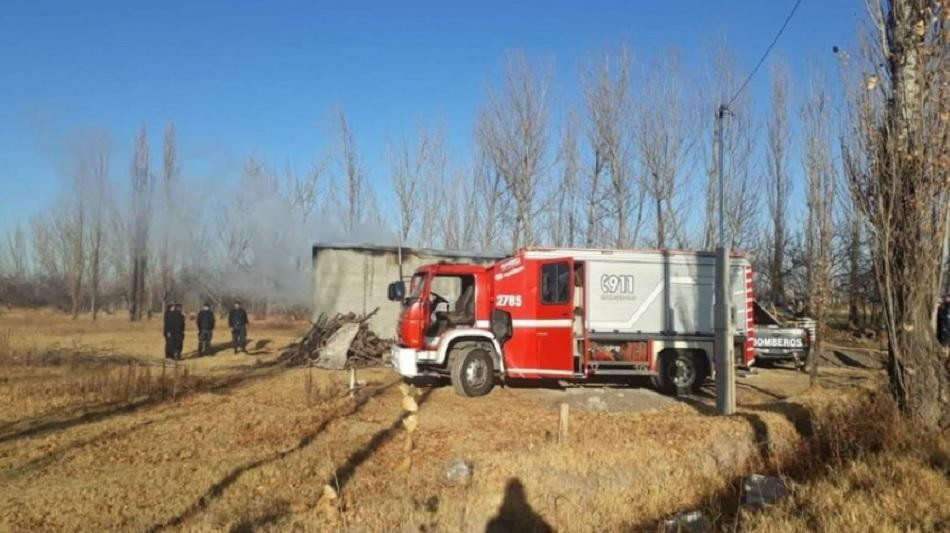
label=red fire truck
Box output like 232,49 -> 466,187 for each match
387,247 -> 755,397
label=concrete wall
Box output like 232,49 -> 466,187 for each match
312,245 -> 502,338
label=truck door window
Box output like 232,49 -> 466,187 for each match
407,273 -> 427,301
430,275 -> 462,311
541,262 -> 570,304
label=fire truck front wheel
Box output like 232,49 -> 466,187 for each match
449,347 -> 495,397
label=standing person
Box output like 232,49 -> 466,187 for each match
163,303 -> 177,360
196,303 -> 216,356
228,301 -> 249,353
165,303 -> 186,360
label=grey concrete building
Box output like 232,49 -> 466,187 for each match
312,243 -> 503,337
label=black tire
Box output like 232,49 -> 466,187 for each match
797,351 -> 810,372
449,347 -> 495,397
654,350 -> 705,395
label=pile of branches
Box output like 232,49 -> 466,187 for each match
278,307 -> 391,368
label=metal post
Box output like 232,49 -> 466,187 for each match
715,105 -> 735,415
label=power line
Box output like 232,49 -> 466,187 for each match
727,0 -> 804,107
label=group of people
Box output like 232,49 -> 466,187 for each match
162,301 -> 250,360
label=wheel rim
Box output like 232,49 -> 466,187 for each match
465,357 -> 489,389
672,357 -> 695,387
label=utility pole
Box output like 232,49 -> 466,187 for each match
714,104 -> 736,415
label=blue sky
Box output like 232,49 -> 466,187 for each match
0,1 -> 863,232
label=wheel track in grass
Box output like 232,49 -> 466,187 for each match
229,385 -> 437,531
147,378 -> 402,532
0,359 -> 289,445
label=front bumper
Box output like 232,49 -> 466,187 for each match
754,349 -> 808,361
392,345 -> 419,377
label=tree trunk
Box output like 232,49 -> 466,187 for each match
848,211 -> 861,325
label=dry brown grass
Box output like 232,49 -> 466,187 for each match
739,398 -> 950,532
1,308 -> 935,532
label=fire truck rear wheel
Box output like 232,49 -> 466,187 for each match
450,347 -> 495,397
654,350 -> 705,395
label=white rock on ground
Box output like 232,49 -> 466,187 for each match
445,458 -> 472,486
742,474 -> 788,506
661,510 -> 709,533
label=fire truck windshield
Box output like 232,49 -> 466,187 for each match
406,273 -> 427,302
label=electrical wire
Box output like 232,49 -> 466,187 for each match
727,0 -> 804,107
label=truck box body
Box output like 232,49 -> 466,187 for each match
524,248 -> 752,337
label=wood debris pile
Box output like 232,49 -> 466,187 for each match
278,307 -> 391,368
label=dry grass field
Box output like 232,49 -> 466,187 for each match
0,308 -> 946,532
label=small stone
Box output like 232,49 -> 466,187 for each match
403,414 -> 418,433
586,396 -> 608,411
322,484 -> 338,501
289,499 -> 308,513
402,395 -> 418,413
403,434 -> 414,452
742,474 -> 788,506
445,458 -> 472,485
661,510 -> 708,533
398,383 -> 412,396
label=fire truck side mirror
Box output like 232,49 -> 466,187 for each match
490,310 -> 513,344
387,281 -> 406,302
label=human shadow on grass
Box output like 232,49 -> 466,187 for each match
485,478 -> 554,533
832,349 -> 881,369
147,379 -> 403,532
232,386 -> 437,531
184,337 -> 274,359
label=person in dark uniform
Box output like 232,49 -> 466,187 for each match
228,301 -> 249,353
163,304 -> 177,360
164,303 -> 185,360
196,303 -> 216,356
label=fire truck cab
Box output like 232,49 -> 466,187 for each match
388,247 -> 755,397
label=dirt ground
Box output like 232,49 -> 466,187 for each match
0,308 -> 903,531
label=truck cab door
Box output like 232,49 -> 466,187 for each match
535,258 -> 575,376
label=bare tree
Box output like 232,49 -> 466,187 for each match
159,122 -> 177,311
636,49 -> 697,249
473,147 -> 509,252
286,157 -> 327,224
336,110 -> 366,235
766,61 -> 792,305
440,168 -> 475,250
477,53 -> 551,248
128,124 -> 151,321
839,175 -> 866,326
389,123 -> 447,247
842,0 -> 949,429
3,225 -> 29,279
64,140 -> 94,318
801,68 -> 836,383
547,111 -> 581,246
88,132 -> 109,320
701,44 -> 762,250
583,47 -> 641,247
457,168 -> 481,249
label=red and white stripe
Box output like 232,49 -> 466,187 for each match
744,265 -> 756,366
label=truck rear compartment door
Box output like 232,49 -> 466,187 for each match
535,258 -> 575,376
